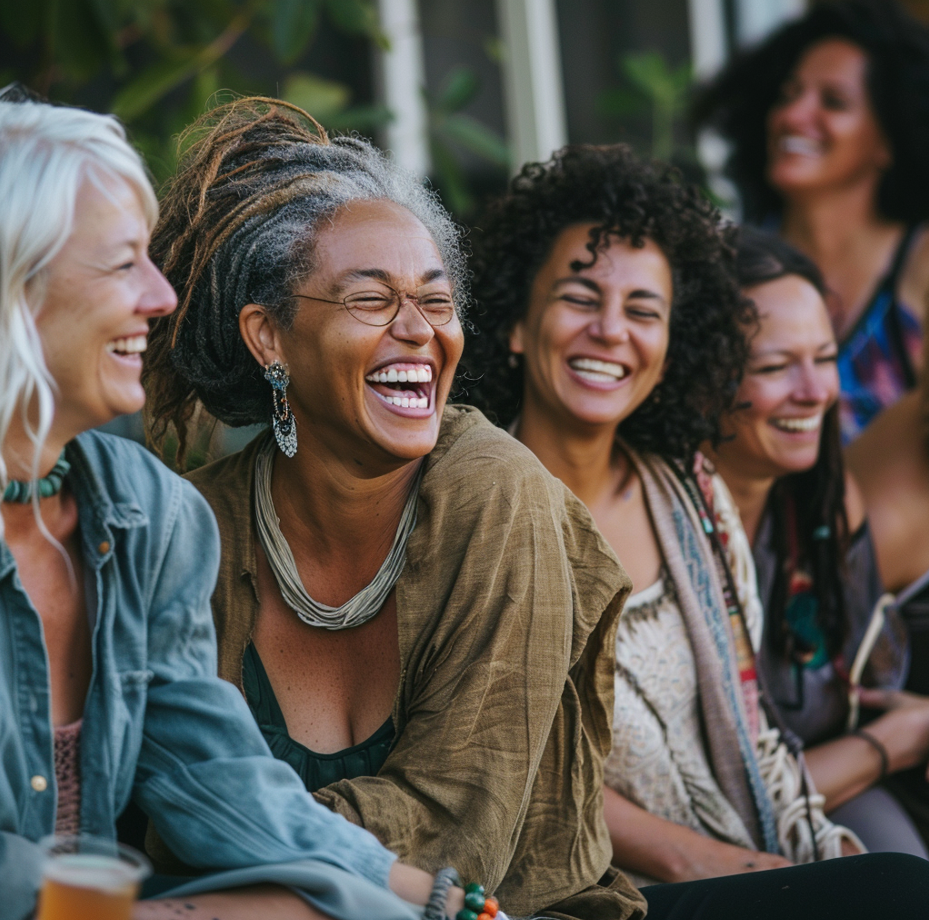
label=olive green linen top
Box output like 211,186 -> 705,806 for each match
187,406 -> 645,920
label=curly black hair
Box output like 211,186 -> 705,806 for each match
460,144 -> 755,462
694,0 -> 929,224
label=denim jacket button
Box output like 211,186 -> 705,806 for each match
30,775 -> 47,792
98,541 -> 111,554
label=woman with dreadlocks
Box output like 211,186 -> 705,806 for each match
708,227 -> 929,858
142,97 -> 644,920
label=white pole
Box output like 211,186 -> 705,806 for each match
687,0 -> 728,80
495,0 -> 568,173
736,0 -> 807,47
376,0 -> 431,176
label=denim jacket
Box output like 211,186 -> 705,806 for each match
0,431 -> 413,920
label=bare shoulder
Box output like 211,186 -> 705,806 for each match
899,223 -> 929,321
846,392 -> 929,590
843,470 -> 866,534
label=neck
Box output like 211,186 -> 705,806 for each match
514,395 -> 620,508
269,432 -> 423,568
781,184 -> 899,265
709,451 -> 774,545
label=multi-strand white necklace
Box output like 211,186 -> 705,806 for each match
254,437 -> 422,630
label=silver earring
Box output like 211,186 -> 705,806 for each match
508,353 -> 519,369
264,362 -> 297,457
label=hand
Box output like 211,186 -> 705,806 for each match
666,837 -> 792,884
856,688 -> 929,775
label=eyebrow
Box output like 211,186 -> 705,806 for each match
332,267 -> 448,292
554,276 -> 669,307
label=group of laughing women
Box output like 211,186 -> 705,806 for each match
5,1 -> 929,918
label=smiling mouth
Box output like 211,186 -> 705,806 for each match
365,363 -> 433,410
779,136 -> 822,157
568,357 -> 627,383
771,415 -> 822,433
105,335 -> 147,357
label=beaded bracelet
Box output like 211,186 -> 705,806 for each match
422,870 -> 502,920
456,882 -> 499,920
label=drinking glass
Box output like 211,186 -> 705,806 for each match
36,834 -> 152,920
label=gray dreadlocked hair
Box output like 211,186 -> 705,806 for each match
144,96 -> 467,462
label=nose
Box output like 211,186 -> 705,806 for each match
389,295 -> 435,346
775,88 -> 818,132
588,303 -> 630,344
794,361 -> 837,405
137,255 -> 178,318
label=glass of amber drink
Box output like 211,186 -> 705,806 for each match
37,835 -> 151,920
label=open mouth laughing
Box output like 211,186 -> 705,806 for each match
105,334 -> 147,362
771,414 -> 822,433
567,356 -> 628,386
365,362 -> 434,412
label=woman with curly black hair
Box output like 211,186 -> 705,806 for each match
457,143 -> 929,917
708,227 -> 929,858
694,0 -> 929,442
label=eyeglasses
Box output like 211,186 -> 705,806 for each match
290,286 -> 456,327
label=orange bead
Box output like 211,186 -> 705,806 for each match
485,897 -> 499,916
477,914 -> 491,920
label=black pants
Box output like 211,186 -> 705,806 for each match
641,853 -> 929,920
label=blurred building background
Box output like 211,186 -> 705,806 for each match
2,0 -> 925,453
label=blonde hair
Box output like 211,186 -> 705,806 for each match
0,99 -> 157,501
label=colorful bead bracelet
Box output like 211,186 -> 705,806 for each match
456,882 -> 499,920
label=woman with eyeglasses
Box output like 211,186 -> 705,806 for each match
142,98 -> 644,920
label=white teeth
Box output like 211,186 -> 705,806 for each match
106,334 -> 147,355
568,357 -> 626,381
365,365 -> 433,384
380,394 -> 429,408
781,136 -> 820,156
772,415 -> 822,432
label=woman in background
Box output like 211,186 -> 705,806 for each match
695,0 -> 929,441
708,227 -> 929,857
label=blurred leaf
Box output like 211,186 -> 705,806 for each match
325,103 -> 393,132
430,138 -> 473,216
435,66 -> 480,114
483,35 -> 504,64
621,51 -> 690,109
437,114 -> 508,167
323,0 -> 386,47
282,71 -> 351,121
111,51 -> 203,119
53,0 -> 120,79
271,0 -> 320,64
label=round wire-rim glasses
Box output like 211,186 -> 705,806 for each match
289,285 -> 457,327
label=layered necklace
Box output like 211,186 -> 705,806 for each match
3,452 -> 70,503
254,437 -> 422,630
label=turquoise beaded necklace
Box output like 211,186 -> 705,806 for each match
2,452 -> 70,503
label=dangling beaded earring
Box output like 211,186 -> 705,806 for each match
264,361 -> 297,457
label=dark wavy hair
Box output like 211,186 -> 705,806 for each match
143,96 -> 466,462
461,143 -> 754,462
694,0 -> 929,224
734,227 -> 849,660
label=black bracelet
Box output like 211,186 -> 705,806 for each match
423,866 -> 460,920
853,728 -> 889,781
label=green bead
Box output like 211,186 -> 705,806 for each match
464,883 -> 485,896
464,891 -> 486,912
456,911 -> 479,920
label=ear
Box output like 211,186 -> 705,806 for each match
508,320 -> 526,356
239,303 -> 285,369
